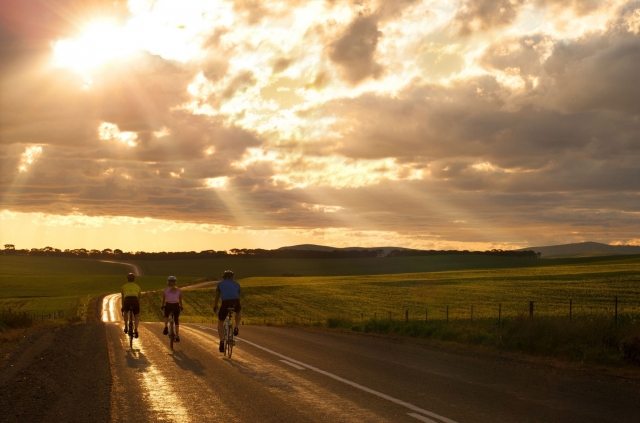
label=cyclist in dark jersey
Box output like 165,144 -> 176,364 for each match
213,270 -> 241,353
121,273 -> 141,338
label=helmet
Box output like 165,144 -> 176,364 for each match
222,270 -> 233,279
167,276 -> 177,283
127,273 -> 135,281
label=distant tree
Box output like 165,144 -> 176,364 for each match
102,248 -> 113,255
114,249 -> 123,255
4,244 -> 15,250
537,252 -> 541,258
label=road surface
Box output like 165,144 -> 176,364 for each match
100,260 -> 144,276
101,294 -> 640,423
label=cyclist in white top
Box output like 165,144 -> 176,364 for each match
161,276 -> 183,342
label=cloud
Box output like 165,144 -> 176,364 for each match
328,15 -> 383,84
453,0 -> 526,35
2,0 -> 640,250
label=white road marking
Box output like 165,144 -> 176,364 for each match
280,360 -> 306,370
408,413 -> 441,423
189,324 -> 459,423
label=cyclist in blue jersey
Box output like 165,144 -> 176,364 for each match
213,270 -> 241,353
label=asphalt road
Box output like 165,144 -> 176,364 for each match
102,294 -> 640,423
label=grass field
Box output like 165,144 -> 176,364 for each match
128,254 -> 640,278
141,256 -> 640,365
2,254 -> 640,363
151,257 -> 640,323
0,256 -> 181,316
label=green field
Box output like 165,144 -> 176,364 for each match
2,254 -> 640,363
129,254 -> 640,278
155,257 -> 640,324
0,256 -> 177,315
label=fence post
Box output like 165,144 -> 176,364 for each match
569,299 -> 572,321
498,303 -> 501,326
529,301 -> 534,319
615,296 -> 618,327
405,310 -> 409,322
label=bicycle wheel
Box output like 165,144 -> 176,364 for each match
128,315 -> 134,349
169,319 -> 175,350
225,323 -> 233,358
226,334 -> 233,358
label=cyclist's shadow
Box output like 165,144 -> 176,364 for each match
124,348 -> 151,371
170,350 -> 206,376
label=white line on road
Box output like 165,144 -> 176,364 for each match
190,324 -> 458,423
280,360 -> 306,370
408,413 -> 441,423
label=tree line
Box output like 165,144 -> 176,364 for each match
1,244 -> 540,260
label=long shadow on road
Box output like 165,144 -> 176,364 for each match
170,350 -> 206,376
125,348 -> 151,371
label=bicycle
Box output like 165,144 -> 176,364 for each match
167,309 -> 177,350
125,305 -> 134,349
223,307 -> 236,358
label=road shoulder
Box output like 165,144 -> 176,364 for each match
0,323 -> 112,422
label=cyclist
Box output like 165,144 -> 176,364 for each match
121,273 -> 141,338
213,270 -> 241,353
161,276 -> 183,342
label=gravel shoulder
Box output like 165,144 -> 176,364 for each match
0,322 -> 112,423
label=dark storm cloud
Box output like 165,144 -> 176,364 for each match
328,15 -> 383,84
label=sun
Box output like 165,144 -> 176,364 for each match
53,19 -> 136,72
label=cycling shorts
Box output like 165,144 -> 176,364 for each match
164,302 -> 181,323
122,296 -> 140,315
218,299 -> 241,321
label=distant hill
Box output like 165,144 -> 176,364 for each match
521,242 -> 640,258
278,244 -> 411,255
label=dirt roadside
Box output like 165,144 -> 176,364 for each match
0,300 -> 112,422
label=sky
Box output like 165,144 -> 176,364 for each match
1,0 -> 640,252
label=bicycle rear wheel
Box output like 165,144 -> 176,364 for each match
226,335 -> 233,358
128,316 -> 134,349
169,319 -> 175,350
225,324 -> 233,358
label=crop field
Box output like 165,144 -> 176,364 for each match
128,254 -> 640,278
157,257 -> 640,364
149,256 -> 640,324
0,256 -> 178,316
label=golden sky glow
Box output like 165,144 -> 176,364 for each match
2,0 -> 640,251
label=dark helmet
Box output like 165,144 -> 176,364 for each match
222,270 -> 234,279
127,273 -> 135,282
167,276 -> 177,284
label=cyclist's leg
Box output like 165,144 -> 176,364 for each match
133,300 -> 141,332
163,307 -> 169,335
217,319 -> 224,341
123,310 -> 129,332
